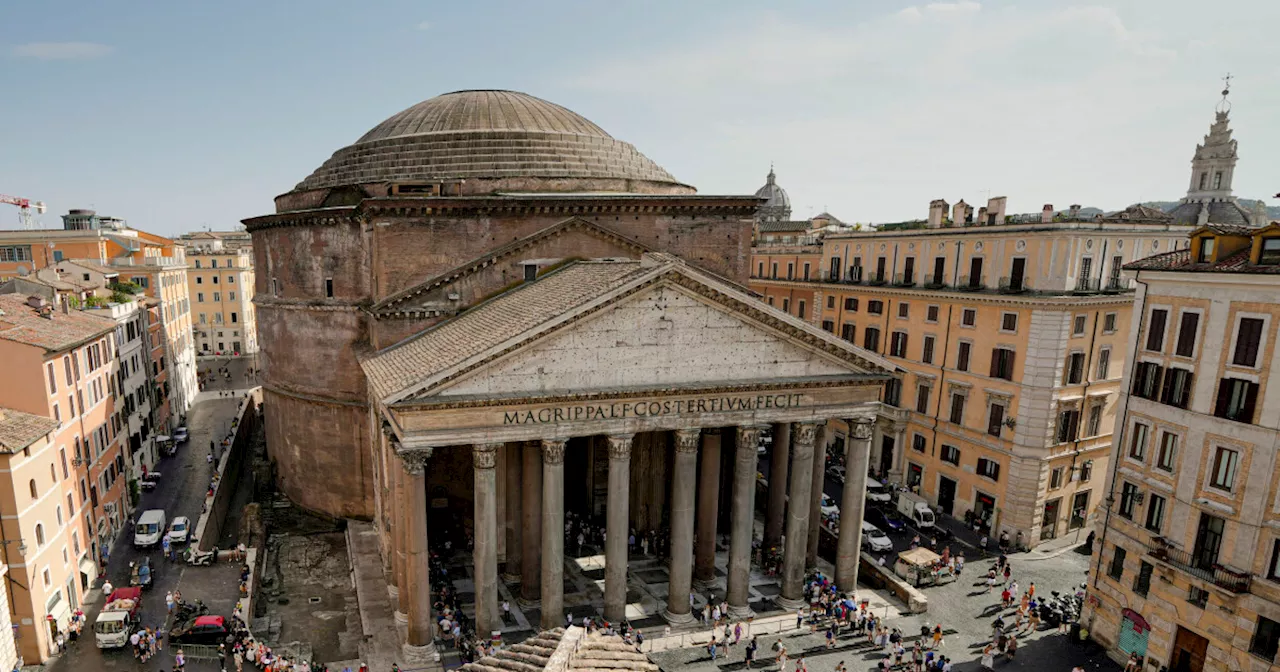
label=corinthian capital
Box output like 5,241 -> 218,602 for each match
400,449 -> 431,475
792,422 -> 818,448
607,434 -> 634,460
473,443 -> 501,470
850,418 -> 875,441
674,429 -> 701,454
736,425 -> 766,455
542,439 -> 566,465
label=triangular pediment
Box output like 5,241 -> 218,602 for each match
362,255 -> 894,405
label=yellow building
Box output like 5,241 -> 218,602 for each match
185,245 -> 256,356
753,197 -> 1194,547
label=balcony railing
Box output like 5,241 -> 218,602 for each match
998,276 -> 1029,294
1146,537 -> 1252,594
923,274 -> 947,289
892,273 -> 916,287
867,274 -> 887,286
957,275 -> 986,291
1073,277 -> 1101,293
1104,277 -> 1134,293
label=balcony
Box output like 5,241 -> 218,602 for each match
867,274 -> 887,286
892,273 -> 916,288
1104,277 -> 1134,293
957,275 -> 986,292
998,276 -> 1029,294
1146,537 -> 1252,594
1073,277 -> 1101,294
923,274 -> 947,289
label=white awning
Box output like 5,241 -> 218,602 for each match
154,435 -> 170,442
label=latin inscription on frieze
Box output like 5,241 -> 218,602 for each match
502,393 -> 805,425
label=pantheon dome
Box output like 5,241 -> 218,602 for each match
293,89 -> 693,195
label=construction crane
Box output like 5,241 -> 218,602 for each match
0,194 -> 47,229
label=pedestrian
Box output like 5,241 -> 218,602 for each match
175,648 -> 187,671
502,599 -> 511,624
1028,581 -> 1035,599
795,609 -> 803,631
825,625 -> 834,649
980,644 -> 995,670
734,621 -> 743,645
955,554 -> 964,575
166,591 -> 175,614
986,572 -> 996,593
796,655 -> 807,672
745,637 -> 757,667
932,624 -> 943,649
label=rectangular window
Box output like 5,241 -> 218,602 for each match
867,300 -> 883,315
1260,238 -> 1280,265
797,300 -> 807,319
230,312 -> 238,324
1131,362 -> 1164,400
1096,348 -> 1111,380
863,327 -> 880,353
840,323 -> 855,343
1145,493 -> 1166,532
883,378 -> 901,407
843,297 -> 858,312
802,263 -> 810,281
1073,314 -> 1087,336
961,308 -> 976,327
1056,409 -> 1079,443
46,362 -> 57,394
1134,561 -> 1153,597
1001,313 -> 1017,332
1080,461 -> 1093,483
897,302 -> 909,319
915,385 -> 931,414
976,458 -> 1000,481
949,393 -> 966,425
922,335 -> 935,364
1119,482 -> 1139,518
1146,308 -> 1169,351
1251,617 -> 1280,660
989,347 -> 1015,381
786,263 -> 794,279
987,403 -> 1005,437
1214,377 -> 1259,423
889,332 -> 908,357
1086,404 -> 1102,437
771,262 -> 778,278
826,296 -> 835,309
1160,367 -> 1193,409
940,444 -> 960,465
1065,352 -> 1085,384
757,262 -> 765,277
1103,312 -> 1117,333
821,320 -> 835,333
1232,317 -> 1265,367
1050,467 -> 1064,489
1269,539 -> 1280,581
1129,422 -> 1149,461
64,357 -> 72,386
912,434 -> 927,453
956,341 -> 971,371
782,298 -> 790,313
926,305 -> 939,323
1175,312 -> 1200,357
1210,446 -> 1239,491
1156,432 -> 1177,471
325,278 -> 334,298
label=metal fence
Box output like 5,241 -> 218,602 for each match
177,643 -> 222,660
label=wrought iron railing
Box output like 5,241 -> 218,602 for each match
957,275 -> 986,291
892,273 -> 916,287
1074,277 -> 1101,293
998,276 -> 1029,294
1146,537 -> 1252,593
923,274 -> 947,289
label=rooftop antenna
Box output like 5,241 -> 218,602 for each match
1216,72 -> 1233,114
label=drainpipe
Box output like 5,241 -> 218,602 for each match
924,241 -> 964,489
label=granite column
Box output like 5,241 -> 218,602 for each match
604,434 -> 633,622
402,451 -> 433,652
520,443 -> 542,605
663,429 -> 700,624
728,425 -> 766,617
473,444 -> 500,638
694,430 -> 722,585
837,419 -> 874,593
540,439 -> 566,630
764,422 -> 791,551
806,425 -> 829,569
778,423 -> 817,607
504,443 -> 522,582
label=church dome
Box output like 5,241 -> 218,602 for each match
294,90 -> 691,194
754,168 -> 790,210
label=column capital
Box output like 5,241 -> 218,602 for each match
792,422 -> 819,447
849,417 -> 876,441
401,449 -> 431,475
607,434 -> 634,460
542,439 -> 566,465
473,443 -> 501,469
674,429 -> 701,453
736,425 -> 767,451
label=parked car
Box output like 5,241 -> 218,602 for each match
865,506 -> 906,533
173,426 -> 189,443
819,494 -> 839,518
167,517 -> 191,544
140,472 -> 162,491
865,481 -> 892,503
169,615 -> 229,644
861,522 -> 894,552
826,464 -> 846,483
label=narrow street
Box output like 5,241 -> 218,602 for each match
48,360 -> 254,672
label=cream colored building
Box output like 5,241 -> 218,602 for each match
1084,99 -> 1280,672
185,243 -> 256,356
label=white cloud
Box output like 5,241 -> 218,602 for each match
11,42 -> 113,60
921,1 -> 981,15
416,21 -> 431,31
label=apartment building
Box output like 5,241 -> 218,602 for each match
0,221 -> 198,423
84,299 -> 158,481
0,294 -> 128,663
186,246 -> 257,356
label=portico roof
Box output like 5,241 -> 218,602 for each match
361,253 -> 895,406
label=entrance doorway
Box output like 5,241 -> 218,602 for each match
1041,498 -> 1061,540
1118,609 -> 1150,660
1069,491 -> 1090,530
879,435 -> 895,478
937,476 -> 956,516
906,463 -> 923,492
1170,626 -> 1209,672
974,492 -> 996,533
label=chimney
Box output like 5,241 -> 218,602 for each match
1041,204 -> 1054,223
928,199 -> 949,228
952,200 -> 972,227
976,206 -> 988,227
1068,204 -> 1081,219
61,295 -> 71,315
26,295 -> 46,310
987,196 -> 1007,224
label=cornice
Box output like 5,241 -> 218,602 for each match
371,217 -> 653,313
253,296 -> 368,313
750,278 -> 1138,309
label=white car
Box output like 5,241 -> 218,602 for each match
861,522 -> 893,552
826,465 -> 846,483
820,494 -> 839,518
173,427 -> 189,443
865,481 -> 892,503
167,517 -> 191,544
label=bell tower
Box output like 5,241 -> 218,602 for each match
1184,75 -> 1238,203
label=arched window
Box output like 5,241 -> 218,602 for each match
35,524 -> 45,546
29,479 -> 37,499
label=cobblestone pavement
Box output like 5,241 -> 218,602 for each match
43,393 -> 246,672
650,548 -> 1119,672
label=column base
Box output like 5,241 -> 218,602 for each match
388,584 -> 400,600
501,572 -> 522,584
401,643 -> 438,664
693,577 -> 717,592
662,608 -> 697,625
727,605 -> 755,619
517,596 -> 541,610
394,610 -> 409,626
775,596 -> 808,611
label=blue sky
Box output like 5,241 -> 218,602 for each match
2,0 -> 1277,235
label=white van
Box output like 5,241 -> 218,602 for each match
134,509 -> 166,548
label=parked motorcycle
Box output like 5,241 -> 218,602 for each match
185,547 -> 217,567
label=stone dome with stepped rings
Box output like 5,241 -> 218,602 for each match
294,89 -> 693,195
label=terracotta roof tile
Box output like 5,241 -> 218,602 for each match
0,294 -> 116,352
0,407 -> 59,453
1124,247 -> 1280,274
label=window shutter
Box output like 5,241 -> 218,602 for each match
1006,350 -> 1016,379
989,405 -> 1004,436
990,349 -> 1001,378
1234,318 -> 1264,366
1131,363 -> 1146,395
1149,366 -> 1164,399
1242,382 -> 1260,422
1214,379 -> 1231,417
1159,367 -> 1175,404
